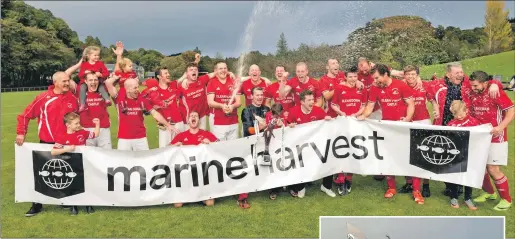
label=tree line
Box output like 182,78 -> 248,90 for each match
1,0 -> 513,87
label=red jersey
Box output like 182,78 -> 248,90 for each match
320,72 -> 347,117
80,91 -> 110,128
265,111 -> 287,129
155,81 -> 182,123
17,86 -> 79,143
78,60 -> 110,83
410,81 -> 431,121
265,82 -> 295,113
447,115 -> 481,127
358,72 -> 374,90
368,79 -> 413,121
286,77 -> 322,105
114,71 -> 138,88
469,86 -> 514,143
331,84 -> 367,116
179,74 -> 211,118
287,105 -> 327,125
170,129 -> 218,146
53,129 -> 95,148
206,76 -> 241,125
240,79 -> 267,106
114,94 -> 153,139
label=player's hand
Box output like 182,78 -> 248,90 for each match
357,115 -> 366,121
167,124 -> 180,134
15,135 -> 25,146
202,138 -> 211,144
95,72 -> 102,77
229,72 -> 236,79
284,72 -> 289,80
276,119 -> 284,127
258,120 -> 267,129
488,83 -> 499,99
174,142 -> 183,146
67,145 -> 76,152
324,116 -> 332,121
112,41 -> 124,56
413,76 -> 423,90
338,111 -> 347,117
433,109 -> 440,119
491,126 -> 503,136
355,81 -> 364,90
264,78 -> 272,86
288,123 -> 296,128
194,53 -> 201,64
399,117 -> 410,122
92,118 -> 100,125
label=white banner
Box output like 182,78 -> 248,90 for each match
15,117 -> 493,206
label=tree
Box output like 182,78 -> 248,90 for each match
483,0 -> 513,53
276,32 -> 289,57
214,52 -> 224,60
434,25 -> 445,40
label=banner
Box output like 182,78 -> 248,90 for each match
15,117 -> 493,206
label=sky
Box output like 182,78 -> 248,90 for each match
26,1 -> 515,58
320,217 -> 505,239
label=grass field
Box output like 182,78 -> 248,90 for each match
1,51 -> 514,238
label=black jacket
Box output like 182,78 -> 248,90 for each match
241,104 -> 270,137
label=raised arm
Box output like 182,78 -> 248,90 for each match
104,74 -> 120,98
112,41 -> 124,72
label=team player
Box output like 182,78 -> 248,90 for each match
468,71 -> 514,211
287,90 -> 335,198
178,63 -> 211,130
77,46 -> 111,112
171,111 -> 218,208
265,66 -> 295,117
206,62 -> 242,141
104,75 -> 179,150
80,72 -> 113,149
446,100 -> 480,210
357,64 -> 423,204
152,67 -> 184,148
51,112 -> 100,215
330,66 -> 367,195
240,64 -> 271,106
279,62 -> 323,107
398,65 -> 440,197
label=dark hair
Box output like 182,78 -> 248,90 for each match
299,89 -> 313,101
155,66 -> 168,79
370,63 -> 390,77
185,62 -> 198,71
251,86 -> 264,95
469,71 -> 491,83
403,65 -> 418,74
271,103 -> 283,116
214,61 -> 227,69
345,65 -> 359,76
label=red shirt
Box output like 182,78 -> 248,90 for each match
114,94 -> 153,139
410,81 -> 431,121
265,82 -> 295,113
286,77 -> 322,105
80,91 -> 110,128
114,71 -> 138,88
287,105 -> 326,125
17,86 -> 79,143
331,84 -> 367,116
240,79 -> 267,106
447,115 -> 481,127
320,72 -> 347,117
206,76 -> 241,125
469,86 -> 514,143
179,74 -> 211,118
155,81 -> 182,123
53,129 -> 95,148
368,79 -> 413,121
265,111 -> 288,129
78,61 -> 110,83
170,129 -> 218,146
358,72 -> 374,90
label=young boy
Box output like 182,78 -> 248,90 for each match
51,112 -> 100,215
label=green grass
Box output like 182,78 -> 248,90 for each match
2,51 -> 515,238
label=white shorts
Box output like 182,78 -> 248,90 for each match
183,116 -> 207,131
413,119 -> 432,125
369,109 -> 382,120
84,128 -> 112,149
118,137 -> 149,151
212,124 -> 238,141
487,142 -> 508,166
208,113 -> 214,131
159,122 -> 185,148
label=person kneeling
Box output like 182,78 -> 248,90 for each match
51,113 -> 100,215
170,111 -> 218,208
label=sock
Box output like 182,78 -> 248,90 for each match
405,176 -> 412,184
412,177 -> 421,191
238,193 -> 248,201
482,173 -> 495,194
345,173 -> 353,182
386,176 -> 396,189
423,179 -> 429,184
494,176 -> 512,203
335,173 -> 345,184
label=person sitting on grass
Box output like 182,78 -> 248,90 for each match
51,112 -> 100,215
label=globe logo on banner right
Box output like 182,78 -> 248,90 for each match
416,135 -> 460,165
